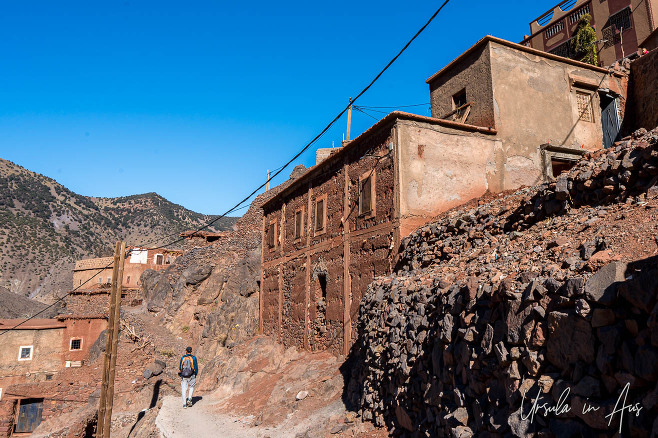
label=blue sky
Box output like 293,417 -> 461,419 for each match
0,0 -> 559,215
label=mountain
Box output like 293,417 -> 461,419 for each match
0,158 -> 238,300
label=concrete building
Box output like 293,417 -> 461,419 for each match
72,246 -> 182,290
521,0 -> 657,67
260,36 -> 629,355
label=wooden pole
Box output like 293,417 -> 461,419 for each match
346,98 -> 352,142
266,170 -> 270,191
97,241 -> 125,438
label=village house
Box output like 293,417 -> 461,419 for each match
521,0 -> 657,67
72,246 -> 182,290
0,315 -> 106,435
259,35 -> 628,355
179,230 -> 229,251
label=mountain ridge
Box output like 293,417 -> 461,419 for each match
0,157 -> 238,301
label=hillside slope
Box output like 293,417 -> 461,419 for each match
0,158 -> 237,300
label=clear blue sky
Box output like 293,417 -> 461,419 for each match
0,0 -> 559,215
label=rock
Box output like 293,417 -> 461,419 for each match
547,312 -> 595,370
296,391 -> 309,401
494,342 -> 509,365
561,277 -> 584,297
591,309 -> 616,327
522,351 -> 541,376
450,426 -> 473,438
584,261 -> 627,305
395,405 -> 414,432
143,360 -> 166,379
618,264 -> 658,313
508,407 -> 531,437
330,424 -> 348,434
635,346 -> 658,381
572,376 -> 600,397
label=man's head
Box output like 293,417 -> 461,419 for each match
186,346 -> 192,354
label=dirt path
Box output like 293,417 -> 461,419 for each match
155,394 -> 350,438
156,395 -> 265,438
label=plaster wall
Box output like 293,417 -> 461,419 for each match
489,41 -> 609,189
0,329 -> 63,378
429,44 -> 494,128
60,318 -> 106,364
396,120 -> 501,237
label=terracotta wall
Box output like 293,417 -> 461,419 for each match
262,126 -> 397,355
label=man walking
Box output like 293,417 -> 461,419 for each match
179,346 -> 198,408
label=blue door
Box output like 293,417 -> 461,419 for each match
600,93 -> 620,149
15,399 -> 43,433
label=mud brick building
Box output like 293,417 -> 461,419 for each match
260,36 -> 629,355
0,316 -> 105,435
73,246 -> 182,290
521,0 -> 657,67
180,230 -> 229,251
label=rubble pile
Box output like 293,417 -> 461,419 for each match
348,128 -> 658,437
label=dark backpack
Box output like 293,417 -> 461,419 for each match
181,356 -> 194,378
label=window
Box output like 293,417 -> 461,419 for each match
127,276 -> 131,284
603,7 -> 632,48
107,277 -> 111,284
70,339 -> 82,350
359,173 -> 375,216
98,277 -> 102,284
267,222 -> 276,249
551,158 -> 576,177
79,279 -> 82,286
318,274 -> 327,303
294,208 -> 304,240
155,254 -> 163,265
576,91 -> 593,122
315,197 -> 326,233
452,89 -> 468,117
18,346 -> 33,361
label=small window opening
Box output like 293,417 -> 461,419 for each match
106,277 -> 111,284
18,346 -> 32,361
98,277 -> 102,284
551,158 -> 576,177
315,199 -> 325,232
70,339 -> 82,350
452,89 -> 468,118
359,176 -> 373,215
267,222 -> 276,249
155,254 -> 163,265
318,274 -> 327,302
294,210 -> 303,239
127,276 -> 131,284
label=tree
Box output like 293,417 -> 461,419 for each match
572,14 -> 598,65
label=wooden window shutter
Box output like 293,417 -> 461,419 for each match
295,210 -> 302,239
315,199 -> 325,231
268,223 -> 275,248
361,176 -> 372,214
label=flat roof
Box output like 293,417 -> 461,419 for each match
0,319 -> 66,330
426,35 -> 612,84
262,111 -> 497,210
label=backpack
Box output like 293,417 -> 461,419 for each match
181,355 -> 194,378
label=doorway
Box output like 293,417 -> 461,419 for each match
600,93 -> 620,148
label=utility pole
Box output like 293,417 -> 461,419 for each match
266,170 -> 270,191
97,241 -> 125,438
346,97 -> 353,142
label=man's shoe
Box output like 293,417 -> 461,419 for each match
187,399 -> 193,407
183,404 -> 187,408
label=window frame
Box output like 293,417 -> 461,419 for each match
18,345 -> 33,361
314,194 -> 328,236
69,338 -> 83,351
358,171 -> 376,218
575,90 -> 594,123
293,206 -> 305,241
267,219 -> 277,251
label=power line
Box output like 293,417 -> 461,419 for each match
358,103 -> 430,109
353,106 -> 380,121
1,0 -> 455,334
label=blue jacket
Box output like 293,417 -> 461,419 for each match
179,354 -> 198,376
